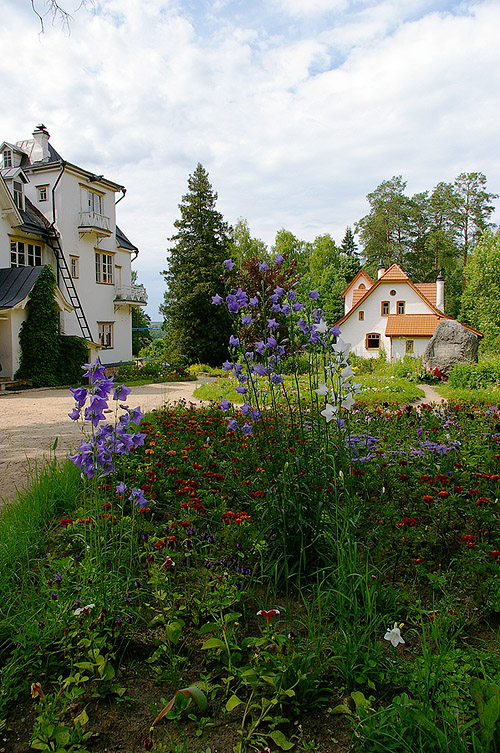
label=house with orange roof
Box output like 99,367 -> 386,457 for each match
335,262 -> 480,360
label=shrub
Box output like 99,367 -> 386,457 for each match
117,360 -> 193,382
58,336 -> 88,385
449,357 -> 500,390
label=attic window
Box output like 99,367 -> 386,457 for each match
381,301 -> 389,316
13,181 -> 24,210
358,283 -> 366,290
358,310 -> 364,321
397,301 -> 405,315
2,149 -> 12,168
37,185 -> 48,202
390,289 -> 397,296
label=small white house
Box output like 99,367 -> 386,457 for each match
0,125 -> 147,380
335,263 -> 480,360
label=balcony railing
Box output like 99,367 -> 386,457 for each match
78,211 -> 111,235
114,284 -> 148,305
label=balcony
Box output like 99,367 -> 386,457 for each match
114,284 -> 148,306
78,210 -> 111,237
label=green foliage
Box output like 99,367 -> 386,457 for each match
117,360 -> 192,382
460,229 -> 500,350
228,218 -> 268,266
161,163 -> 233,367
448,356 -> 500,390
58,336 -> 88,385
16,266 -> 61,387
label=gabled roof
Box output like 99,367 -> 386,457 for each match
0,266 -> 45,309
336,263 -> 444,326
415,283 -> 437,307
0,175 -> 22,226
14,139 -> 63,166
341,269 -> 374,299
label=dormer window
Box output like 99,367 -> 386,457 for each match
2,149 -> 12,168
13,181 -> 24,210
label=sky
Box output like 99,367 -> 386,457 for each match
1,0 -> 500,318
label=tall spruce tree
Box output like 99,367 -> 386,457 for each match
161,164 -> 232,366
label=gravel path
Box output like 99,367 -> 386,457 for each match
0,379 -> 209,505
412,383 -> 447,406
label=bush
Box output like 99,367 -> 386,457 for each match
449,357 -> 500,390
58,336 -> 88,385
117,360 -> 193,382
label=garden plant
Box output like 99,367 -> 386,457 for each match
2,255 -> 500,752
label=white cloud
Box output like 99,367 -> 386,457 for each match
1,0 -> 499,318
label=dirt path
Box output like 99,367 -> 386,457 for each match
413,383 -> 447,406
0,379 -> 210,505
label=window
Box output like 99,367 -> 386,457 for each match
358,283 -> 366,290
358,310 -> 364,321
98,323 -> 113,349
95,251 -> 114,284
397,301 -> 405,315
10,241 -> 42,267
366,333 -> 380,350
13,181 -> 24,210
70,256 -> 79,279
37,185 -> 48,202
87,190 -> 103,215
406,340 -> 414,354
381,301 -> 390,316
2,149 -> 12,168
390,289 -> 397,296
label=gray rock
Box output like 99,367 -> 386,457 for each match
422,320 -> 479,376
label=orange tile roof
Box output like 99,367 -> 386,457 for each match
415,283 -> 437,306
341,269 -> 374,298
385,314 -> 443,337
352,288 -> 370,306
379,264 -> 409,281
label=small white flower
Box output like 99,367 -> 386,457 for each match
341,393 -> 356,410
314,319 -> 328,334
341,365 -> 355,380
333,338 -> 351,355
384,623 -> 405,647
321,403 -> 338,422
314,383 -> 329,396
74,603 -> 95,617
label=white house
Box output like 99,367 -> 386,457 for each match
0,125 -> 146,381
335,262 -> 481,360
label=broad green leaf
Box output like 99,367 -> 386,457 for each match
269,729 -> 294,750
202,637 -> 225,650
226,695 -> 243,711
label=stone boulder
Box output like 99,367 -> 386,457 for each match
422,320 -> 479,376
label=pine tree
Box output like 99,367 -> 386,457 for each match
161,164 -> 232,366
341,226 -> 358,256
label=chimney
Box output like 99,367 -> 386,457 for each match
31,124 -> 50,163
436,270 -> 445,312
377,260 -> 386,279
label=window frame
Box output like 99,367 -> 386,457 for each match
13,180 -> 24,210
366,333 -> 380,350
358,310 -> 364,321
37,185 -> 48,202
397,301 -> 406,315
95,251 -> 114,284
70,256 -> 79,279
3,149 -> 12,168
406,340 -> 414,354
10,240 -> 42,267
98,322 -> 114,349
87,189 -> 103,215
381,301 -> 390,316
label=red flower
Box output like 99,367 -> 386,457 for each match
438,490 -> 449,499
423,495 -> 434,503
461,534 -> 475,548
257,608 -> 280,625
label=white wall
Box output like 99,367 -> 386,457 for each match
338,281 -> 433,359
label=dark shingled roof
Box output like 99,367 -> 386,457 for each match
0,266 -> 45,310
116,225 -> 138,252
18,198 -> 51,238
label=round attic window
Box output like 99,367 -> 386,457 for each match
390,289 -> 397,296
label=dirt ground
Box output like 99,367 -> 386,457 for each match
0,379 -> 209,505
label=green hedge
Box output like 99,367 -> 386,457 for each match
449,357 -> 500,389
117,360 -> 193,382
